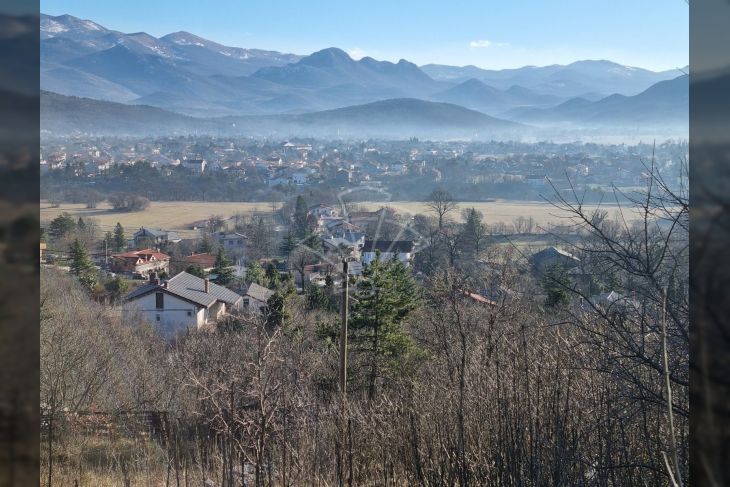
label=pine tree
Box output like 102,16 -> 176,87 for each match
293,195 -> 309,238
460,207 -> 488,258
349,254 -> 422,399
213,247 -> 234,285
245,260 -> 266,286
113,222 -> 126,252
185,265 -> 205,278
279,230 -> 297,259
48,213 -> 76,241
542,263 -> 571,307
104,275 -> 129,304
69,238 -> 97,290
265,263 -> 280,289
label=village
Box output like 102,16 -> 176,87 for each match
40,136 -> 688,206
39,184 -> 642,339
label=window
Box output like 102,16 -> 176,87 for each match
187,311 -> 192,317
155,292 -> 164,309
155,314 -> 160,322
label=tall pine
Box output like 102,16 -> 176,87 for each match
349,254 -> 422,399
69,238 -> 97,291
113,222 -> 126,252
212,247 -> 235,285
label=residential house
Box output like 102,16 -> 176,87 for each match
241,282 -> 274,314
528,246 -> 580,272
217,232 -> 247,257
361,240 -> 414,266
123,272 -> 243,336
111,249 -> 171,277
133,228 -> 181,248
180,253 -> 217,273
308,204 -> 337,219
182,159 -> 207,173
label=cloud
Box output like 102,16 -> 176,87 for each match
469,39 -> 492,48
469,39 -> 509,49
348,47 -> 367,60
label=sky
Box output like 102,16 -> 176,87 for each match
41,0 -> 689,71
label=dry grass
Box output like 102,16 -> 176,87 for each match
40,201 -> 281,237
40,198 -> 633,235
357,199 -> 627,225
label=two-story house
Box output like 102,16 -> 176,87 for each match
361,240 -> 414,266
111,249 -> 170,277
123,272 -> 243,336
133,228 -> 181,248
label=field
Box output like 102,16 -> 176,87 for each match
40,199 -> 632,236
40,201 -> 282,238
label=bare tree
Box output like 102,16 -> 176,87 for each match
426,188 -> 458,231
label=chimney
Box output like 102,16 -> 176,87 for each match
204,278 -> 210,293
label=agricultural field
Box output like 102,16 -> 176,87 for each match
40,200 -> 282,238
40,198 -> 635,236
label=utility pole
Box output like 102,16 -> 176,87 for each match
339,259 -> 349,396
337,259 -> 350,487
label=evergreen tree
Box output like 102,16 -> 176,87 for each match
48,213 -> 76,241
349,254 -> 422,399
113,222 -> 126,252
279,230 -> 297,259
212,247 -> 234,285
459,207 -> 488,258
265,263 -> 280,289
293,195 -> 309,237
245,260 -> 266,286
266,287 -> 295,329
69,238 -> 97,290
185,265 -> 205,278
542,263 -> 571,307
104,275 -> 129,304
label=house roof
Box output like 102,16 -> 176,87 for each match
125,271 -> 242,308
218,232 -> 247,240
244,283 -> 274,303
363,240 -> 414,253
112,248 -> 170,262
529,246 -> 579,262
135,227 -> 180,241
182,253 -> 216,268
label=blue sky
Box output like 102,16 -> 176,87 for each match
41,0 -> 688,71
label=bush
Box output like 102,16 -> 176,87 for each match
108,193 -> 150,212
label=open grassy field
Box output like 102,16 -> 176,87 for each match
40,200 -> 282,237
40,199 -> 633,235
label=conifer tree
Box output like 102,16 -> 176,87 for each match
113,222 -> 126,252
212,247 -> 234,285
279,230 -> 297,259
245,260 -> 266,286
349,254 -> 422,399
69,238 -> 97,290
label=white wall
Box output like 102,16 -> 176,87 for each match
362,251 -> 412,266
123,291 -> 204,336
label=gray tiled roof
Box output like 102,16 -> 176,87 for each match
363,240 -> 414,253
125,272 -> 242,308
244,283 -> 274,303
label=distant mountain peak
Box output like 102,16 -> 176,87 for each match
299,47 -> 353,67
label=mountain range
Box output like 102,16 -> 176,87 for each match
40,13 -> 689,138
41,91 -> 523,139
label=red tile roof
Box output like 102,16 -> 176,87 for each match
182,253 -> 216,268
112,248 -> 170,262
